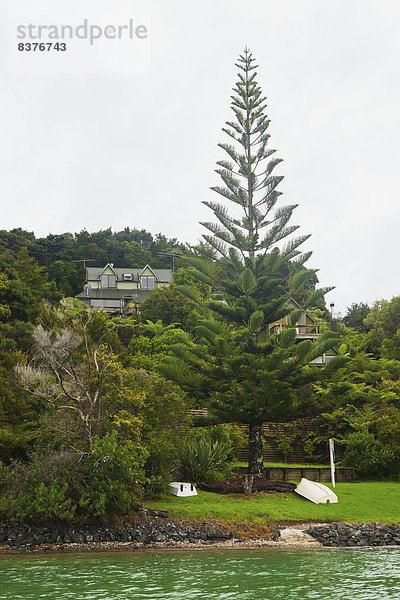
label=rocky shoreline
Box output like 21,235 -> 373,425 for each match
0,511 -> 316,554
1,514 -> 400,554
306,522 -> 400,547
0,513 -> 238,551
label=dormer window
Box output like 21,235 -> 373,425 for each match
123,273 -> 132,281
101,274 -> 116,288
140,276 -> 155,290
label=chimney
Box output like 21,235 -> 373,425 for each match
330,302 -> 335,319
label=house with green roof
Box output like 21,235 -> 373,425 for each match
76,263 -> 172,314
268,297 -> 338,367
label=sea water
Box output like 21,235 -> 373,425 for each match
1,547 -> 400,599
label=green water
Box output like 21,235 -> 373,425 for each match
1,548 -> 400,599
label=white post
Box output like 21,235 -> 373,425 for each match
329,438 -> 335,488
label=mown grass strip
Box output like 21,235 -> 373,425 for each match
146,482 -> 400,525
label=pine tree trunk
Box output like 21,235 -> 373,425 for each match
243,475 -> 254,496
244,52 -> 255,267
248,422 -> 264,478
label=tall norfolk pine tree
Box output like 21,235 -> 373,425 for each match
203,49 -> 304,269
160,49 -> 340,477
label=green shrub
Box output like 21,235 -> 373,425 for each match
303,433 -> 317,456
189,424 -> 246,459
341,430 -> 400,479
276,437 -> 294,462
0,431 -> 145,524
80,432 -> 145,520
179,432 -> 234,483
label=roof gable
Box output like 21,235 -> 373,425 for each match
86,265 -> 172,283
286,297 -> 317,325
139,265 -> 157,277
99,263 -> 118,276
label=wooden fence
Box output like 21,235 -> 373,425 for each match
190,410 -> 324,464
235,465 -> 354,482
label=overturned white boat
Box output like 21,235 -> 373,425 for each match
295,478 -> 338,504
168,482 -> 198,497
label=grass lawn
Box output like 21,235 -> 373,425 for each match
146,482 -> 400,525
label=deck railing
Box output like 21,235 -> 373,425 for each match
269,324 -> 319,336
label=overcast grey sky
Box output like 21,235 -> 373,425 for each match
1,0 -> 400,314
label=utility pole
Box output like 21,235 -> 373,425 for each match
158,251 -> 182,272
329,438 -> 336,488
71,259 -> 95,272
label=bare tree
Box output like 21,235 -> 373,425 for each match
15,300 -> 116,446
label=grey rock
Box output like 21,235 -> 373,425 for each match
279,528 -> 316,544
201,522 -> 232,540
71,532 -> 84,543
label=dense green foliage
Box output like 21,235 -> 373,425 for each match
0,225 -> 195,524
343,302 -> 370,331
313,313 -> 400,478
178,424 -> 245,483
0,432 -> 145,524
179,435 -> 234,483
0,294 -> 190,523
364,297 -> 400,359
0,227 -> 186,297
0,234 -> 399,522
139,267 -> 210,332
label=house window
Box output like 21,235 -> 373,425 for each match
123,273 -> 132,281
105,300 -> 121,308
91,299 -> 105,308
140,276 -> 155,290
101,275 -> 116,288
